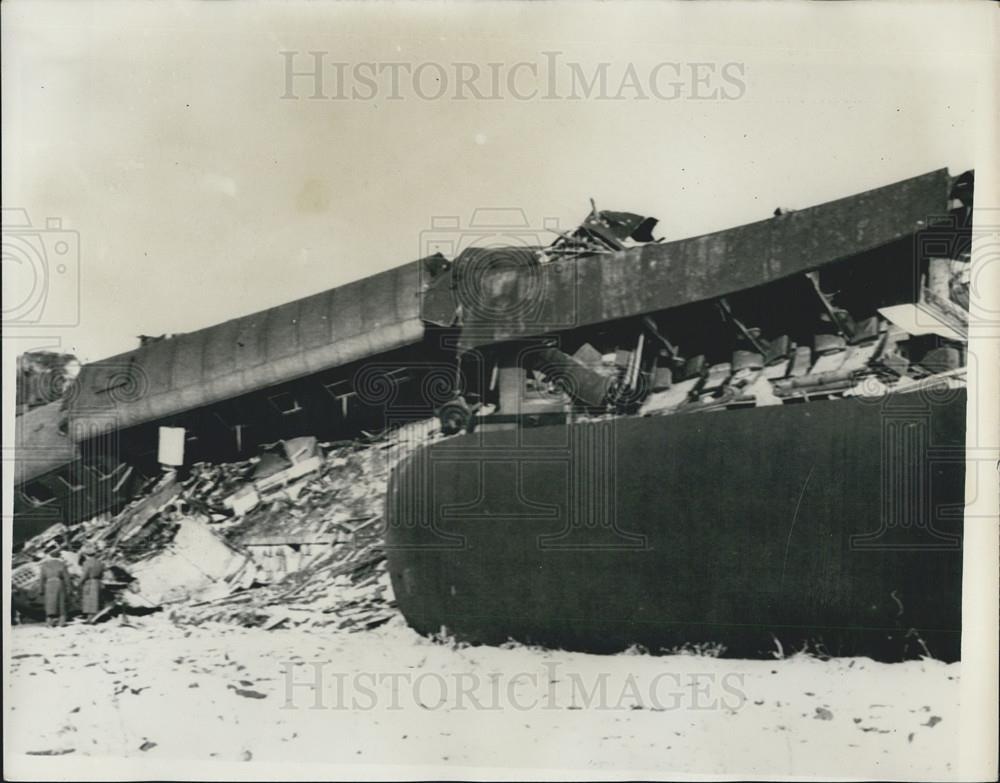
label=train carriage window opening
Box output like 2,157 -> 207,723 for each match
24,481 -> 57,506
268,392 -> 303,416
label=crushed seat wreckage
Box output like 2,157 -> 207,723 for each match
12,168 -> 972,659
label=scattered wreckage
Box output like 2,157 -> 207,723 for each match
13,422 -> 434,629
12,168 -> 973,659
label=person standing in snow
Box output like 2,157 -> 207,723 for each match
80,546 -> 105,621
40,546 -> 71,627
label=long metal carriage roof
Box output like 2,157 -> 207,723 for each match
419,169 -> 952,349
63,260 -> 427,440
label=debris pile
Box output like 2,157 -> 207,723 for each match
168,539 -> 394,632
542,202 -> 660,257
12,420 -> 441,632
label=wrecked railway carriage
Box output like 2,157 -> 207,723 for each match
14,169 -> 972,659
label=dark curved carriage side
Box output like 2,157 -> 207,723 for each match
386,390 -> 966,661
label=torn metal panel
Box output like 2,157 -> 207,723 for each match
878,303 -> 965,341
557,208 -> 661,251
582,209 -> 659,245
436,169 -> 950,349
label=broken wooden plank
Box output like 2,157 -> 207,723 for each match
255,456 -> 323,493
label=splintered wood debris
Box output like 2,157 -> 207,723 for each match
13,419 -> 442,633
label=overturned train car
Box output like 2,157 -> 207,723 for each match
387,168 -> 972,661
13,169 -> 971,662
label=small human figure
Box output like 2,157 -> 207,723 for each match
80,545 -> 105,621
39,546 -> 70,627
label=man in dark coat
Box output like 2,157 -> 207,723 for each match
80,546 -> 105,620
40,547 -> 71,627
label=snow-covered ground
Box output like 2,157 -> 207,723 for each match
5,615 -> 959,780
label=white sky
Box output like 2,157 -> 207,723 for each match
2,0 -> 994,363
